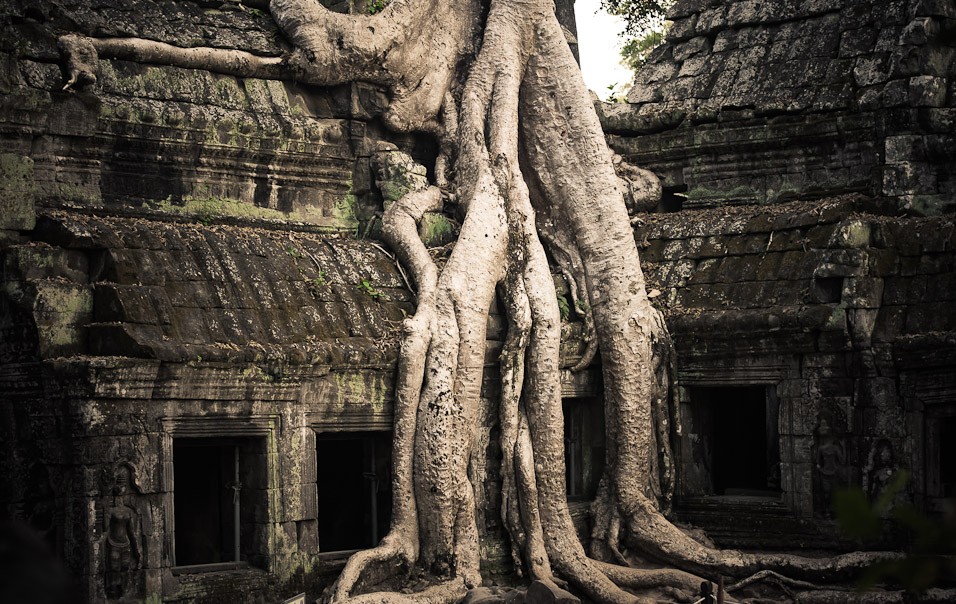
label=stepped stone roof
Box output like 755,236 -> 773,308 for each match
625,0 -> 954,116
4,212 -> 411,366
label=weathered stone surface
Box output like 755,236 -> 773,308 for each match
370,141 -> 430,204
0,154 -> 36,232
606,0 -> 955,213
1,1 -> 954,601
0,0 -> 418,233
633,194 -> 953,545
5,212 -> 411,366
464,587 -> 506,604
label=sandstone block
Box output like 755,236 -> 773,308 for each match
463,587 -> 504,604
712,30 -> 737,52
0,154 -> 35,231
883,162 -> 937,197
908,76 -> 947,107
696,6 -> 728,33
853,54 -> 891,87
829,220 -> 872,249
839,27 -> 878,58
914,0 -> 956,18
3,244 -> 88,283
674,36 -> 711,62
667,0 -> 705,20
899,17 -> 941,45
727,0 -> 768,26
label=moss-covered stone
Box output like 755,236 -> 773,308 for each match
830,219 -> 872,248
332,187 -> 360,232
2,279 -> 93,357
0,153 -> 36,230
370,142 -> 429,206
155,194 -> 289,223
418,212 -> 458,247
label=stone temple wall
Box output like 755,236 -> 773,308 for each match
603,0 -> 956,549
600,0 -> 955,213
631,195 -> 954,547
0,0 -> 415,235
1,211 -> 411,601
0,3 -> 598,600
0,1 -> 448,601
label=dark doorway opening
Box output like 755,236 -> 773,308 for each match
940,417 -> 956,497
173,438 -> 267,568
315,432 -> 392,552
682,386 -> 780,497
927,408 -> 956,510
660,185 -> 686,213
563,396 -> 606,501
812,277 -> 843,304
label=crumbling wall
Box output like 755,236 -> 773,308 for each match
631,194 -> 955,547
2,0 -> 953,599
0,211 -> 413,601
0,0 -> 595,590
601,0 -> 955,213
0,0 -> 410,235
0,1 -> 433,600
599,0 -> 956,549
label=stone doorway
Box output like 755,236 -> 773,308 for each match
172,437 -> 268,569
562,396 -> 606,501
681,385 -> 781,498
315,432 -> 392,552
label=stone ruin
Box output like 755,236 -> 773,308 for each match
0,0 -> 953,602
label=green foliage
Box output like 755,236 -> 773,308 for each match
367,0 -> 389,15
835,486 -> 884,540
835,471 -> 908,541
620,28 -> 666,71
600,0 -> 672,38
419,213 -> 458,247
357,279 -> 385,300
834,471 -> 956,591
286,245 -> 304,260
601,0 -> 670,78
557,295 -> 571,321
605,82 -> 629,103
307,272 -> 330,296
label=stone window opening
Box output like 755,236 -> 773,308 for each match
680,385 -> 782,499
811,276 -> 843,304
563,396 -> 606,501
315,431 -> 392,553
660,185 -> 686,213
172,437 -> 268,572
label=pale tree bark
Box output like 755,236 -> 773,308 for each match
58,0 -> 901,601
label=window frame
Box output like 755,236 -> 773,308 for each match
306,409 -> 393,558
674,358 -> 806,516
313,430 -> 393,553
680,384 -> 782,498
160,415 -> 279,573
